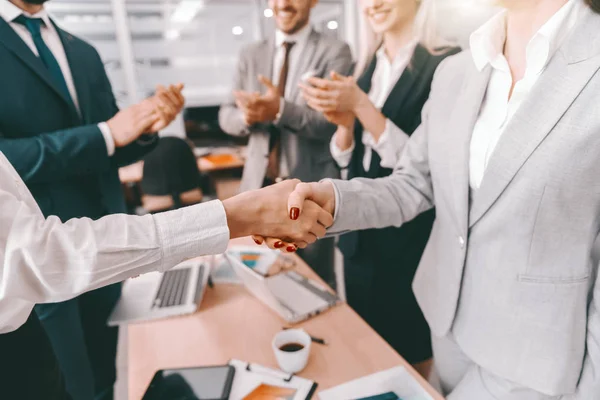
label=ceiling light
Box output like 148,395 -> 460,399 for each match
232,26 -> 243,35
327,20 -> 338,30
264,8 -> 273,18
165,29 -> 180,40
171,0 -> 205,23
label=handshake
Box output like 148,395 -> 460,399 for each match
222,180 -> 337,252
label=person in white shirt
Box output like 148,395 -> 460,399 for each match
266,0 -> 600,398
0,0 -> 187,397
0,151 -> 330,399
218,0 -> 353,291
295,0 -> 458,379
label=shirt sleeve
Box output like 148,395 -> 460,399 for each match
329,132 -> 355,169
0,173 -> 229,318
97,122 -> 116,156
364,119 -> 409,169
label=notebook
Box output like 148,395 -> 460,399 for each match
318,366 -> 433,400
228,359 -> 317,400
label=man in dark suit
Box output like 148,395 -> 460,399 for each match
0,0 -> 184,399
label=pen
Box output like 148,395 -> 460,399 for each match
282,327 -> 327,345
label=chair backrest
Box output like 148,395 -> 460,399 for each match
141,137 -> 203,213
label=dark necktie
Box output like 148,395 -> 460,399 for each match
14,15 -> 74,105
266,41 -> 296,183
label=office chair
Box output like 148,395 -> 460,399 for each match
140,137 -> 204,213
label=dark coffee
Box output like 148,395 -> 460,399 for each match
279,342 -> 304,352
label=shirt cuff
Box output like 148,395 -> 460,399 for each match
98,122 -> 116,156
366,119 -> 409,169
320,178 -> 341,222
274,98 -> 286,123
153,200 -> 230,272
330,133 -> 355,169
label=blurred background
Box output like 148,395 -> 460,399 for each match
45,0 -> 497,136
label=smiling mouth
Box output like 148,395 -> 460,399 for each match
276,9 -> 297,20
367,9 -> 392,21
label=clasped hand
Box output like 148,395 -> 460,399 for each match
239,181 -> 336,253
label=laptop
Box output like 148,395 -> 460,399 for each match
225,248 -> 340,324
108,259 -> 210,326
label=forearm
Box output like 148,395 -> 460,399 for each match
1,196 -> 230,305
354,92 -> 387,142
0,125 -> 111,184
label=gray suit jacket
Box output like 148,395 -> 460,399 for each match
330,6 -> 600,397
219,29 -> 353,192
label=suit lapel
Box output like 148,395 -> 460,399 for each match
54,23 -> 85,122
469,7 -> 600,227
289,29 -> 319,101
445,64 -> 492,232
259,38 -> 275,90
0,17 -> 73,109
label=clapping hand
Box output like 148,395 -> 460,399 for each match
299,71 -> 365,114
233,75 -> 281,125
147,83 -> 185,132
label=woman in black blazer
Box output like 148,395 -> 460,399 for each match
299,0 -> 460,377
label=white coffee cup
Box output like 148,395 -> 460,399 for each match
272,329 -> 311,374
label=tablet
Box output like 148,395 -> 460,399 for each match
142,365 -> 235,400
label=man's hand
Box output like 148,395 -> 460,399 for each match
222,180 -> 333,250
233,75 -> 281,125
107,83 -> 185,148
252,181 -> 337,252
107,101 -> 158,148
148,83 -> 185,132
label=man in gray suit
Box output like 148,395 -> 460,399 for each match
219,0 -> 353,289
280,0 -> 600,398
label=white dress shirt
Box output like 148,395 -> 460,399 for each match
468,0 -> 582,189
330,40 -> 417,171
0,152 -> 230,333
0,1 -> 116,156
271,24 -> 312,177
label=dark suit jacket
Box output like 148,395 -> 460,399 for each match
0,17 -> 157,221
339,45 -> 461,267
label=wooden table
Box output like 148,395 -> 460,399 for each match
127,240 -> 444,400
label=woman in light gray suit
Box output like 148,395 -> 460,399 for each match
264,0 -> 600,398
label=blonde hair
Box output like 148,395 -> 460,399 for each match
355,0 -> 454,77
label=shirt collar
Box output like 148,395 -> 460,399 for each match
375,38 -> 418,69
275,23 -> 312,48
470,0 -> 582,73
0,0 -> 52,28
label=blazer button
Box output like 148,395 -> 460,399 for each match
458,236 -> 465,249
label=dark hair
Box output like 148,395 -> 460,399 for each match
586,0 -> 600,12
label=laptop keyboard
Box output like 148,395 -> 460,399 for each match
153,267 -> 200,308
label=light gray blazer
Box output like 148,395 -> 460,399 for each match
219,29 -> 353,192
330,6 -> 600,397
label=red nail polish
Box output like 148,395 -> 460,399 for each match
274,241 -> 284,248
290,207 -> 300,220
286,246 -> 297,252
254,239 -> 262,245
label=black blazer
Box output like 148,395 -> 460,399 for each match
338,45 -> 461,269
0,17 -> 158,221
